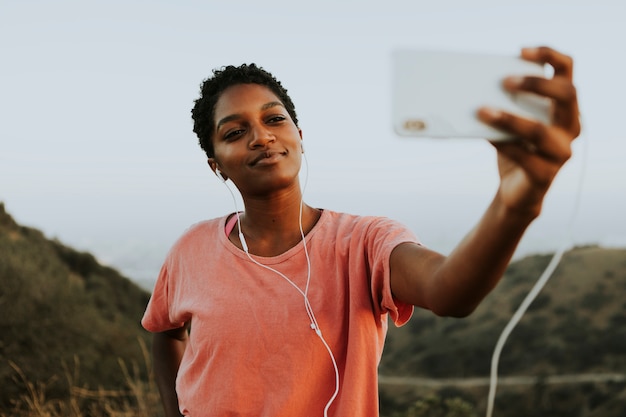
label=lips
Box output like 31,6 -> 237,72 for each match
250,150 -> 286,166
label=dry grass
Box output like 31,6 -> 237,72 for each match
1,339 -> 162,417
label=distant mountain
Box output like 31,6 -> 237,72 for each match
0,203 -> 151,408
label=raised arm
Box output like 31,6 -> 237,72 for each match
390,46 -> 580,317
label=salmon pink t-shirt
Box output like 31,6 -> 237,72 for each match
142,210 -> 418,416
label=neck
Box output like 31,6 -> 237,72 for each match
234,186 -> 320,256
238,177 -> 301,227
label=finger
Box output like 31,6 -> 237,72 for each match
478,107 -> 573,163
503,75 -> 580,133
503,76 -> 576,105
491,140 -> 544,165
521,46 -> 574,81
555,94 -> 581,137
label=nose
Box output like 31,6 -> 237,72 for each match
248,122 -> 275,148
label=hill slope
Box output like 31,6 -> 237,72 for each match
379,245 -> 626,416
381,246 -> 626,376
0,203 -> 152,408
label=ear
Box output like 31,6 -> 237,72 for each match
299,129 -> 304,153
208,158 -> 228,181
207,158 -> 218,173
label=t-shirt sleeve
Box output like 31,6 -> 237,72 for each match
141,258 -> 186,333
365,217 -> 419,327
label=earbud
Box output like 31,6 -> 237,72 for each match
215,168 -> 226,183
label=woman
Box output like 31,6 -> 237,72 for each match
142,46 -> 580,416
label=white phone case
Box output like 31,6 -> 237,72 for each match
392,49 -> 551,141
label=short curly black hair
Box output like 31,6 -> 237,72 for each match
191,63 -> 299,158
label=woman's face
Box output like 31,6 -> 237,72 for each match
210,83 -> 303,197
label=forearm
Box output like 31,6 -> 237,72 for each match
430,190 -> 538,316
391,187 -> 540,317
153,329 -> 188,417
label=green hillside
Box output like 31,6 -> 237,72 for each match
0,203 -> 153,413
380,246 -> 626,416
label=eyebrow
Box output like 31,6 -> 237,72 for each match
216,101 -> 285,130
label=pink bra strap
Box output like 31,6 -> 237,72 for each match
225,212 -> 241,237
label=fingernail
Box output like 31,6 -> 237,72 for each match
478,107 -> 502,120
521,47 -> 539,55
503,76 -> 523,90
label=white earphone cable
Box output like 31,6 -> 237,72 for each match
220,150 -> 339,416
485,119 -> 588,417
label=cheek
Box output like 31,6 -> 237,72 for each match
213,145 -> 246,173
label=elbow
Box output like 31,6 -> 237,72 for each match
430,301 -> 479,319
446,308 -> 476,319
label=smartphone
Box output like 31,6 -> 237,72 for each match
392,49 -> 551,141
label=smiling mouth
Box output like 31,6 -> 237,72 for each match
250,151 -> 285,166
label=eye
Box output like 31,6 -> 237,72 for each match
267,115 -> 286,124
224,128 -> 245,140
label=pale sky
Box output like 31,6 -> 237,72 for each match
1,0 -> 625,285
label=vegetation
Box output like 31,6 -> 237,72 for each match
380,244 -> 626,416
0,203 -> 154,415
4,339 -> 161,417
1,202 -> 625,416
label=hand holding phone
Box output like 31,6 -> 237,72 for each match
392,49 -> 551,141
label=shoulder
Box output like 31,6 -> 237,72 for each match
321,209 -> 411,232
181,217 -> 223,239
167,216 -> 228,255
317,210 -> 417,243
